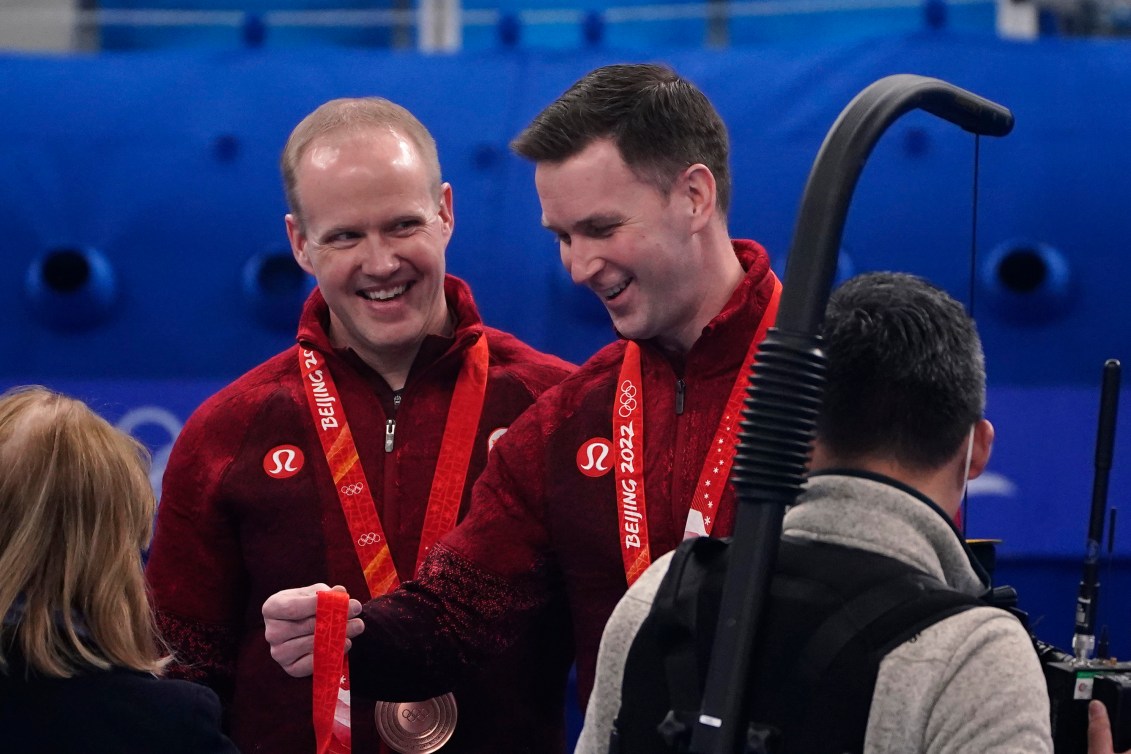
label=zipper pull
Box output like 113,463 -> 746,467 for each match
385,418 -> 396,452
675,378 -> 686,415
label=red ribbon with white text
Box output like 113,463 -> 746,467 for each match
613,276 -> 781,585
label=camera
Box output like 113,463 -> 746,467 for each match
1043,656 -> 1131,753
999,360 -> 1130,753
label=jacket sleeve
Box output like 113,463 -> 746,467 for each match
168,679 -> 242,754
145,400 -> 249,701
868,607 -> 1053,754
348,399 -> 561,700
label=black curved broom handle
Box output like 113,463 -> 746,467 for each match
689,74 -> 1014,754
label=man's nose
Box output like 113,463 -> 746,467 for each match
358,236 -> 399,276
566,240 -> 603,286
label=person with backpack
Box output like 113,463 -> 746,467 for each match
581,272 -> 1053,754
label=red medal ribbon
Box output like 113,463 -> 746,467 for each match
313,590 -> 350,754
416,335 -> 490,573
612,342 -> 651,586
685,276 -> 781,539
614,275 -> 782,585
301,335 -> 490,752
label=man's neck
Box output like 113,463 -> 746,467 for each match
350,343 -> 421,392
657,233 -> 745,355
327,307 -> 454,392
810,454 -> 964,522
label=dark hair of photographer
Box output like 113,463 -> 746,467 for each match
819,271 -> 986,470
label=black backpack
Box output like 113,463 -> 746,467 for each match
610,535 -> 988,754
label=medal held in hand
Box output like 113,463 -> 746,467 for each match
302,338 -> 489,753
374,694 -> 458,753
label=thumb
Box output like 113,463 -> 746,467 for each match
1089,700 -> 1114,754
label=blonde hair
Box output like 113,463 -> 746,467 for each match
280,97 -> 442,229
0,386 -> 168,678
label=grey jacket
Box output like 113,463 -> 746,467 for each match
576,472 -> 1053,754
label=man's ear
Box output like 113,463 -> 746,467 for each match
286,214 -> 315,276
438,182 -> 454,237
682,163 -> 717,234
966,418 -> 995,480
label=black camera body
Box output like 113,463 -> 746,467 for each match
1044,659 -> 1131,753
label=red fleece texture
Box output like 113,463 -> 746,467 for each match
348,241 -> 777,709
146,276 -> 574,754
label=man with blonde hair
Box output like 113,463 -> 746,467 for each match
146,98 -> 573,753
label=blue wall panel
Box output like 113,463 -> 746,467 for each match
5,35 -> 1131,664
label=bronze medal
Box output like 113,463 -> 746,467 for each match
374,693 -> 458,753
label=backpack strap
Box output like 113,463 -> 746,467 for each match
748,539 -> 985,753
611,536 -> 728,753
611,536 -> 991,754
787,546 -> 983,705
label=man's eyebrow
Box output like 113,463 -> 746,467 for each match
541,214 -> 622,233
386,211 -> 427,225
315,224 -> 355,240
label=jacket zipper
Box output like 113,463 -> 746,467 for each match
675,378 -> 686,415
385,392 -> 403,453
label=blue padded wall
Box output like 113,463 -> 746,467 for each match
5,35 -> 1131,660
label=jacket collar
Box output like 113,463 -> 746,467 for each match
785,471 -> 989,595
296,274 -> 485,388
636,238 -> 776,377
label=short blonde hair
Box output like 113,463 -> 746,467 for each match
0,386 -> 167,678
280,97 -> 442,230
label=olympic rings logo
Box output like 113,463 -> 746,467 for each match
340,482 -> 364,496
617,380 -> 638,418
357,532 -> 381,546
402,706 -> 433,723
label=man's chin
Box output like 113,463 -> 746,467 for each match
611,320 -> 651,342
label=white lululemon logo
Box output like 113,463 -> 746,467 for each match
577,438 -> 613,478
264,445 -> 304,479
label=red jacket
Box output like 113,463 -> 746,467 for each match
351,240 -> 777,708
146,276 -> 574,754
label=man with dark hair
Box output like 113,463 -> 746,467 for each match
145,97 -> 574,754
262,62 -> 782,727
578,271 -> 1053,753
511,63 -> 732,219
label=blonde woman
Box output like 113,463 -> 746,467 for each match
0,386 -> 237,753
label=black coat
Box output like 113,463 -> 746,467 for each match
1,651 -> 239,753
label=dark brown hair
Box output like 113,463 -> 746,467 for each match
511,63 -> 731,214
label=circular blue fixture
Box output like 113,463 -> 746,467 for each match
902,126 -> 930,158
213,133 -> 241,163
978,240 -> 1073,324
242,249 -> 314,330
25,246 -> 119,332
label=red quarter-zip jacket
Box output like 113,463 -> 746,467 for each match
350,240 -> 777,712
146,276 -> 575,754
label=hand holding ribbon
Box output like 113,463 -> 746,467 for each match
263,583 -> 364,678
